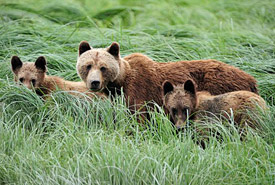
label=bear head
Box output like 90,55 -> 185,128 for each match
11,56 -> 47,89
76,41 -> 121,91
162,80 -> 197,129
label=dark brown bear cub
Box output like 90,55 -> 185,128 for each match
162,80 -> 266,129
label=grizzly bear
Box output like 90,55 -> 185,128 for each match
11,55 -> 105,98
162,80 -> 266,129
76,41 -> 258,113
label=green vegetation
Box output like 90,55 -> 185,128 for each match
0,0 -> 274,184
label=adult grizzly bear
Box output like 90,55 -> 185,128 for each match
76,41 -> 258,113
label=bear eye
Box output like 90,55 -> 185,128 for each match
19,78 -> 24,83
172,108 -> 177,115
31,79 -> 36,86
87,65 -> 92,70
100,67 -> 106,72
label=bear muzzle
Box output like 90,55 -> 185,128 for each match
90,80 -> 101,90
21,81 -> 33,90
175,119 -> 187,129
87,69 -> 103,91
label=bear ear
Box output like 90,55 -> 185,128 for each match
11,56 -> 23,72
184,80 -> 196,95
107,42 -> 120,58
162,80 -> 174,96
79,41 -> 92,56
35,56 -> 47,72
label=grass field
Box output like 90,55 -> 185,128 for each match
0,0 -> 275,184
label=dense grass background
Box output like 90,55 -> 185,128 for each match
0,0 -> 274,184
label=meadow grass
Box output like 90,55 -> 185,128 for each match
0,0 -> 274,184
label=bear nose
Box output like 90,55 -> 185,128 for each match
175,120 -> 185,130
91,81 -> 100,89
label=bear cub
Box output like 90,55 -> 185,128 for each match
11,55 -> 105,99
162,80 -> 266,129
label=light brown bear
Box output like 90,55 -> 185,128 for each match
76,41 -> 258,114
162,80 -> 266,129
11,55 -> 105,99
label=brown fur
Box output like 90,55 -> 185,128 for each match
162,80 -> 266,129
11,56 -> 105,99
77,42 -> 258,113
76,42 -> 121,92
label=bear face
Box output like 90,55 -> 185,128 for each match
11,56 -> 47,89
162,80 -> 197,129
76,41 -> 121,91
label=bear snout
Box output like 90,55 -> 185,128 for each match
90,80 -> 101,90
86,69 -> 103,91
175,120 -> 187,129
23,82 -> 32,89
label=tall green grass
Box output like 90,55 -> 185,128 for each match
0,0 -> 274,184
